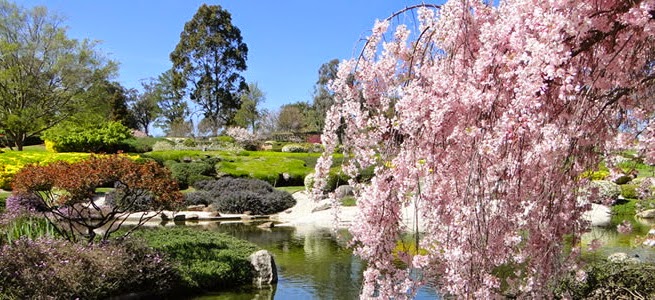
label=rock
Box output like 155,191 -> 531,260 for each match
613,175 -> 632,185
335,185 -> 354,199
257,222 -> 274,229
186,205 -> 206,211
173,214 -> 186,222
249,250 -> 278,287
243,211 -> 252,216
203,204 -> 218,212
160,211 -> 171,221
312,203 -> 331,213
644,239 -> 655,247
584,180 -> 621,205
637,209 -> 655,219
186,213 -> 199,220
608,252 -> 640,263
582,204 -> 612,227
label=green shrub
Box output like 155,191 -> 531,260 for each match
0,192 -> 8,212
42,121 -> 133,153
188,177 -> 296,214
131,227 -> 258,292
555,260 -> 655,299
183,138 -> 197,147
151,140 -> 176,151
168,162 -> 215,189
1,216 -> 59,245
0,237 -> 178,299
620,184 -> 638,199
123,137 -> 170,153
581,170 -> 610,180
215,135 -> 235,143
281,143 -> 308,153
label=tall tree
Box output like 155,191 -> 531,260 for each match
170,4 -> 248,136
154,70 -> 189,134
312,59 -> 339,131
315,2 -> 655,299
234,82 -> 265,134
0,1 -> 113,150
129,79 -> 162,136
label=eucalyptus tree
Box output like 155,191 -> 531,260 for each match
170,4 -> 248,136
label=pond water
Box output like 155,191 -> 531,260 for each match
175,213 -> 654,300
182,222 -> 440,300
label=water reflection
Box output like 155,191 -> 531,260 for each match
187,222 -> 438,299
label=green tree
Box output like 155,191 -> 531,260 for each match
170,4 -> 248,136
154,70 -> 189,134
277,102 -> 319,133
234,82 -> 265,134
0,1 -> 114,150
129,79 -> 162,136
82,79 -> 136,128
312,59 -> 339,131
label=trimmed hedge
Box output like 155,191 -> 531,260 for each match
186,177 -> 296,215
131,227 -> 259,292
167,161 -> 215,189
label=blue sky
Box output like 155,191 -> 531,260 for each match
16,0 -> 432,113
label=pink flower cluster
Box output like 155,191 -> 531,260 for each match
314,0 -> 655,298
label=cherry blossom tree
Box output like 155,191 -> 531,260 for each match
314,1 -> 655,298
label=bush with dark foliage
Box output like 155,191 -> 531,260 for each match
167,161 -> 215,189
185,177 -> 295,214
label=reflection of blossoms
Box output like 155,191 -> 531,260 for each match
588,239 -> 602,252
575,269 -> 587,283
617,220 -> 633,234
637,177 -> 655,200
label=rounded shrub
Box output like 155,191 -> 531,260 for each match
132,227 -> 258,292
281,143 -> 308,153
188,177 -> 296,215
168,162 -> 215,189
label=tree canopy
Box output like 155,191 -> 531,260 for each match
0,1 -> 114,150
315,1 -> 655,298
234,82 -> 266,134
170,4 -> 248,136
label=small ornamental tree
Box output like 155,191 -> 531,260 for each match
11,155 -> 183,243
315,1 -> 655,299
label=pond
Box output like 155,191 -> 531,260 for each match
181,222 -> 440,300
173,213 -> 654,299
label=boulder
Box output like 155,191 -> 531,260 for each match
186,205 -> 206,211
173,214 -> 186,222
202,205 -> 218,213
637,209 -> 655,219
335,185 -> 354,199
311,203 -> 331,213
607,252 -> 640,263
582,203 -> 612,227
249,250 -> 278,288
584,180 -> 621,205
257,222 -> 275,229
186,213 -> 199,220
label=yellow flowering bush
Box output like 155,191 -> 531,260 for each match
0,151 -> 91,190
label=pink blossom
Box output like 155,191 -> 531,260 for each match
316,1 -> 655,298
617,220 -> 633,234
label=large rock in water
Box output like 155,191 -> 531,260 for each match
583,203 -> 612,227
637,209 -> 655,219
249,250 -> 278,288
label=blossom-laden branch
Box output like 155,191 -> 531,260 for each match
314,0 -> 655,298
